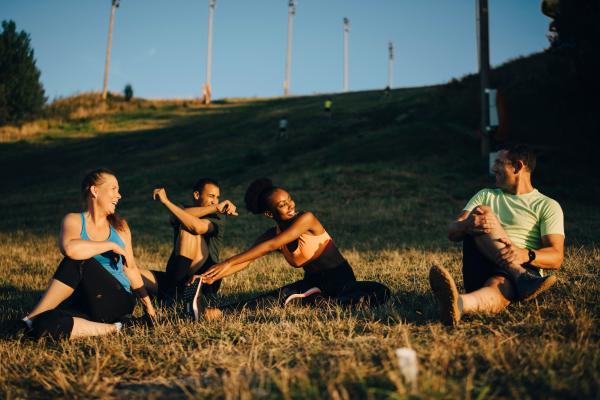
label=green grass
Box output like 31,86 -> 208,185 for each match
0,65 -> 599,398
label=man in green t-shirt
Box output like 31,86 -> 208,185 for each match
142,178 -> 237,302
429,145 -> 565,326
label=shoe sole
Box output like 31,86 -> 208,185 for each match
183,278 -> 203,321
520,275 -> 557,301
429,265 -> 460,327
284,287 -> 322,306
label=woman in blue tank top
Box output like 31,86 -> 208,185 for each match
21,169 -> 156,339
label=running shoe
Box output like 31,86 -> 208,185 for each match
429,265 -> 461,327
183,277 -> 203,321
283,287 -> 322,307
119,313 -> 155,330
515,273 -> 557,301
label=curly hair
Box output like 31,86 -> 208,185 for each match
244,178 -> 280,214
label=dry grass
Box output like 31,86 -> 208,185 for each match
1,233 -> 598,399
0,87 -> 598,399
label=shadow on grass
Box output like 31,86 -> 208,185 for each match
205,289 -> 438,326
0,285 -> 43,339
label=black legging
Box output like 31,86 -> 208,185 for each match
148,254 -> 222,303
221,261 -> 391,311
31,257 -> 135,339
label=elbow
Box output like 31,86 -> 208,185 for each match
61,243 -> 76,259
554,254 -> 564,269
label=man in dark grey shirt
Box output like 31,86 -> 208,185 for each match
142,178 -> 237,302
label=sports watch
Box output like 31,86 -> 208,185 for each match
527,249 -> 536,264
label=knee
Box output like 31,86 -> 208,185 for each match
474,205 -> 498,220
30,310 -> 74,340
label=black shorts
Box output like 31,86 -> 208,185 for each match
462,236 -> 512,293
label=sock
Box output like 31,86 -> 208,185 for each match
22,317 -> 33,329
114,322 -> 123,332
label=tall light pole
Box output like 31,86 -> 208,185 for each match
102,0 -> 120,100
476,0 -> 491,157
388,41 -> 394,89
283,0 -> 296,96
343,17 -> 350,92
203,0 -> 216,104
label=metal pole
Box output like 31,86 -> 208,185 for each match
476,0 -> 490,157
203,0 -> 216,104
343,17 -> 349,92
283,0 -> 295,96
388,41 -> 394,88
102,0 -> 119,100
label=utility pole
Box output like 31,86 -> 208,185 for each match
476,0 -> 491,157
102,0 -> 120,100
343,17 -> 350,92
388,41 -> 394,89
283,0 -> 296,96
203,0 -> 216,104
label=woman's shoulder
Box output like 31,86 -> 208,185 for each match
62,212 -> 83,226
114,218 -> 131,236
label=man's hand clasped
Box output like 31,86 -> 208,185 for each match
466,206 -> 497,235
495,237 -> 529,269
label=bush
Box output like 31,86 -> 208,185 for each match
123,84 -> 133,102
0,20 -> 46,125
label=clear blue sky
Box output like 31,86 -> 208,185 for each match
2,1 -> 550,100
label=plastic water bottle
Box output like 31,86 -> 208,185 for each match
395,347 -> 418,391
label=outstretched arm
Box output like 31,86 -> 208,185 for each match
202,212 -> 320,283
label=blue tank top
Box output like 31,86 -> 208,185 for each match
80,212 -> 131,292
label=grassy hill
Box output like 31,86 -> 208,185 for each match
0,51 -> 598,398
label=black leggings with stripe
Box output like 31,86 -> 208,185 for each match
31,257 -> 135,339
221,261 -> 391,311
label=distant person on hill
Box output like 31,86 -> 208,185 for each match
140,179 -> 237,307
324,98 -> 332,119
278,117 -> 288,139
197,178 -> 391,318
21,169 -> 156,339
429,145 -> 564,326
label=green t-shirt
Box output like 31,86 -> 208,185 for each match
463,188 -> 564,250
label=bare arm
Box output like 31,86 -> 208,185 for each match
118,222 -> 156,317
153,188 -> 215,235
59,213 -> 123,259
201,213 -> 320,283
530,234 -> 564,270
497,234 -> 564,270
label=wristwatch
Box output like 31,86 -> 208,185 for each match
527,249 -> 536,264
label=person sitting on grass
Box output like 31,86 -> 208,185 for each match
140,179 -> 237,304
198,178 -> 391,318
429,144 -> 564,326
21,169 -> 156,339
